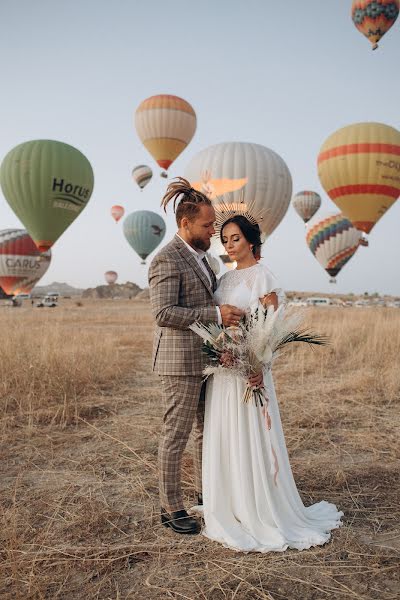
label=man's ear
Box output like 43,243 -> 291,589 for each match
180,216 -> 189,229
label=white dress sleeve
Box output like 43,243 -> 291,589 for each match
249,264 -> 286,310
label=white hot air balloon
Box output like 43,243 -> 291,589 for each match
292,191 -> 321,223
105,270 -> 118,285
132,165 -> 152,190
184,142 -> 292,239
185,142 -> 292,270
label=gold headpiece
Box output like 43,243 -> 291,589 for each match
212,190 -> 266,237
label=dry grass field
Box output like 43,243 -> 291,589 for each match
0,299 -> 399,600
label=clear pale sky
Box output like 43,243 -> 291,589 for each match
0,0 -> 399,295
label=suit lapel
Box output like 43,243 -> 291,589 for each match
173,235 -> 214,298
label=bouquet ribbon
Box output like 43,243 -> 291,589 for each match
261,399 -> 279,486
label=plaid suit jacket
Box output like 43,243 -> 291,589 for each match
148,234 -> 219,375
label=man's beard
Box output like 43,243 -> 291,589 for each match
192,237 -> 211,252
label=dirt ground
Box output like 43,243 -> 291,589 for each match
0,300 -> 399,599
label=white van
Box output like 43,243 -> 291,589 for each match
37,295 -> 58,308
306,297 -> 332,306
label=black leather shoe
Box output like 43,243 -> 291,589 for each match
161,508 -> 200,534
197,493 -> 203,506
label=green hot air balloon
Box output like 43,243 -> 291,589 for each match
123,210 -> 166,264
0,140 -> 94,252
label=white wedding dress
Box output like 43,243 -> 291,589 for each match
200,263 -> 344,552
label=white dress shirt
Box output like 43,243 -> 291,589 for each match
176,234 -> 222,324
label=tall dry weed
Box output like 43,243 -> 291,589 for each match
0,302 -> 153,428
0,303 -> 399,599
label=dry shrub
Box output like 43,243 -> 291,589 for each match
0,323 -> 118,428
0,304 -> 399,600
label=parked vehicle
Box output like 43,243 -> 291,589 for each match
37,295 -> 58,308
306,297 -> 332,306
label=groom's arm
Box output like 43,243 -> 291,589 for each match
149,257 -> 218,329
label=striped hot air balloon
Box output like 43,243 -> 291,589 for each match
123,210 -> 166,264
318,122 -> 400,235
135,95 -> 197,176
306,214 -> 362,283
0,229 -> 51,295
111,205 -> 125,223
351,0 -> 399,50
132,165 -> 152,189
292,191 -> 321,223
105,270 -> 118,285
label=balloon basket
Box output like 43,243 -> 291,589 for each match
329,277 -> 337,284
141,261 -> 146,265
160,171 -> 168,178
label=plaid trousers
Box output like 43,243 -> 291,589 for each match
159,375 -> 206,512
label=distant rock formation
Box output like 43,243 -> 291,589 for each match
32,282 -> 84,297
135,288 -> 150,301
82,282 -> 142,299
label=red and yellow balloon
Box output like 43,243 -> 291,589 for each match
318,122 -> 400,235
135,95 -> 196,177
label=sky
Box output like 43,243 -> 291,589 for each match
0,0 -> 399,296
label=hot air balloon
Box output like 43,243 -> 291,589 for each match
318,122 -> 400,236
123,210 -> 166,264
132,165 -> 152,189
105,270 -> 118,285
306,214 -> 362,283
351,0 -> 399,49
292,191 -> 321,223
0,140 -> 94,252
0,229 -> 51,295
135,95 -> 197,177
111,205 -> 125,223
184,142 -> 292,240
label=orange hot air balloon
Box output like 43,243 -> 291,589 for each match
111,205 -> 125,223
351,0 -> 399,50
135,95 -> 197,176
318,122 -> 400,235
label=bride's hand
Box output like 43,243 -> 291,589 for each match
260,292 -> 278,310
248,371 -> 263,388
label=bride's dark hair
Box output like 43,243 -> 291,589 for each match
161,177 -> 212,226
220,215 -> 262,259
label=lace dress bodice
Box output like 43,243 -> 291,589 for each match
214,263 -> 285,311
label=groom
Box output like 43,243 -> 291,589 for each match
148,178 -> 244,535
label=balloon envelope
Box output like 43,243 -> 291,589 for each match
0,140 -> 94,251
318,122 -> 400,235
292,191 -> 321,223
184,142 -> 292,238
135,95 -> 196,173
351,0 -> 399,49
111,205 -> 125,223
123,211 -> 166,262
105,270 -> 118,285
0,229 -> 51,294
132,165 -> 152,189
306,213 -> 362,281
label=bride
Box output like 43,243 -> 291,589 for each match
199,214 -> 344,552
